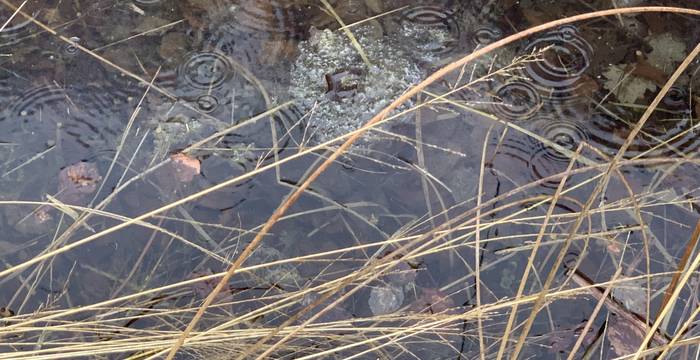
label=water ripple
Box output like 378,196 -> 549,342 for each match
228,0 -> 306,38
490,114 -> 590,189
1,84 -> 132,162
396,5 -> 462,59
528,116 -> 590,162
662,86 -> 690,112
0,8 -> 37,48
473,26 -> 503,46
178,51 -> 233,91
490,81 -> 542,121
523,25 -> 593,106
588,110 -> 700,158
134,0 -> 163,6
525,116 -> 588,188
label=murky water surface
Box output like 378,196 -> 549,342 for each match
1,0 -> 699,358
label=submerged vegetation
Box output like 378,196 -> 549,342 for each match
1,0 -> 700,359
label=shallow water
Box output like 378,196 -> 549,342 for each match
1,0 -> 699,358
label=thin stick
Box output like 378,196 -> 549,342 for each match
656,219 -> 700,320
627,40 -> 700,359
569,269 -> 669,348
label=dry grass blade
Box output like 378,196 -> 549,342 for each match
510,38 -> 700,360
474,125 -> 492,360
569,270 -> 669,350
1,3 -> 700,359
497,143 -> 583,359
0,0 -> 26,33
625,40 -> 700,359
319,0 -> 371,67
160,6 -> 700,360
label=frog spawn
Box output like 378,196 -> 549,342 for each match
289,25 -> 423,145
392,5 -> 464,65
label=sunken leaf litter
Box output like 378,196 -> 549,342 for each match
368,284 -> 405,315
602,64 -> 657,104
248,245 -> 302,289
646,32 -> 687,74
289,25 -> 423,145
602,32 -> 687,104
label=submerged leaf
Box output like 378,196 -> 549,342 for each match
611,276 -> 647,316
548,323 -> 597,354
602,64 -> 656,103
409,288 -> 457,314
646,32 -> 687,74
58,162 -> 102,195
368,285 -> 404,315
170,153 -> 201,183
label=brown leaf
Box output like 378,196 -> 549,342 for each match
170,153 -> 201,183
58,162 -> 102,195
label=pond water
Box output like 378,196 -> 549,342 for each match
0,0 -> 699,359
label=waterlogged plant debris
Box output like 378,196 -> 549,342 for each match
368,284 -> 404,315
646,32 -> 687,74
607,313 -> 646,357
610,276 -> 647,316
409,288 -> 457,314
248,245 -> 302,288
1,1 -> 699,358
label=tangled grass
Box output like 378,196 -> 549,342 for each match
1,3 -> 700,359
